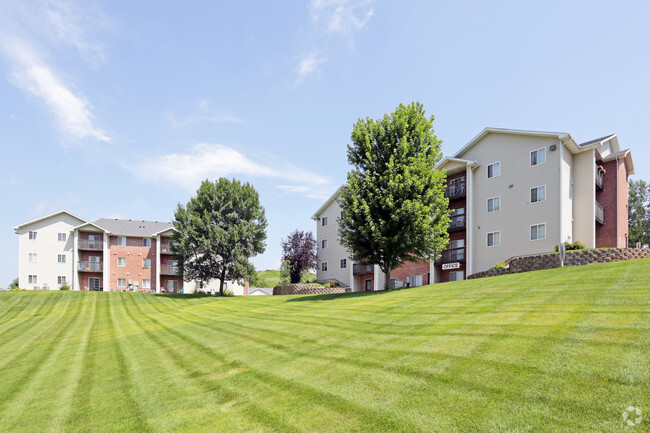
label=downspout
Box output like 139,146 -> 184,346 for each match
616,156 -> 620,247
559,142 -> 564,245
467,164 -> 473,277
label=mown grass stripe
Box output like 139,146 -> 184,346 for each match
0,291 -> 65,348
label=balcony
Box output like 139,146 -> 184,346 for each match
353,264 -> 374,275
435,247 -> 466,264
78,261 -> 103,272
595,201 -> 604,224
160,265 -> 181,275
78,239 -> 103,251
160,244 -> 173,254
444,182 -> 466,200
595,168 -> 604,190
449,214 -> 466,232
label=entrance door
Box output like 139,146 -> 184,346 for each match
365,279 -> 372,292
89,277 -> 101,291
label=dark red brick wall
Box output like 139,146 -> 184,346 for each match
596,160 -> 620,248
108,235 -> 156,292
391,260 -> 430,286
440,263 -> 466,282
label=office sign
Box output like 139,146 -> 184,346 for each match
442,262 -> 461,270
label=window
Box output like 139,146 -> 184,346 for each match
530,223 -> 546,241
530,185 -> 546,203
58,276 -> 66,285
322,239 -> 328,249
322,216 -> 328,226
142,259 -> 151,269
142,238 -> 151,247
450,239 -> 465,249
321,262 -> 328,271
89,235 -> 101,241
449,271 -> 464,281
29,231 -> 37,240
142,279 -> 151,289
168,280 -> 179,291
487,197 -> 501,213
117,237 -> 127,246
117,278 -> 126,287
407,275 -> 423,287
117,257 -> 126,267
29,253 -> 38,263
487,231 -> 500,247
28,275 -> 37,284
58,233 -> 67,242
57,254 -> 66,263
340,258 -> 347,268
531,148 -> 546,166
450,208 -> 465,216
487,162 -> 500,178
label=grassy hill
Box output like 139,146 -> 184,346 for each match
0,259 -> 648,432
252,269 -> 317,288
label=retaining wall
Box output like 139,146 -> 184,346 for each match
468,248 -> 650,280
273,283 -> 348,296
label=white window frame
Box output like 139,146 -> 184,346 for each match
321,262 -> 328,272
29,252 -> 38,263
117,237 -> 127,246
29,231 -> 37,240
487,231 -> 500,247
57,254 -> 66,264
58,233 -> 67,242
530,185 -> 546,203
322,216 -> 328,226
58,276 -> 66,285
322,239 -> 328,249
142,279 -> 151,289
450,239 -> 465,249
530,223 -> 546,241
28,275 -> 37,284
449,271 -> 464,281
487,161 -> 501,179
117,257 -> 126,267
487,196 -> 501,213
142,238 -> 152,247
142,259 -> 151,269
117,278 -> 127,288
340,258 -> 347,269
530,147 -> 546,166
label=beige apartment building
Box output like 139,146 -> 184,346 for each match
313,128 -> 634,289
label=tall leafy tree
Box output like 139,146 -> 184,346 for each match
628,179 -> 650,247
281,230 -> 317,284
339,102 -> 449,290
173,178 -> 267,295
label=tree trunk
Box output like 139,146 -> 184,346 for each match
385,267 -> 392,291
219,268 -> 227,296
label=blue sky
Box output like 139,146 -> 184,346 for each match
2,0 -> 649,287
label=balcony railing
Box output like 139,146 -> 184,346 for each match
353,264 -> 374,275
445,182 -> 466,200
435,247 -> 466,264
160,265 -> 181,275
596,168 -> 604,190
160,244 -> 173,254
449,214 -> 466,232
78,261 -> 103,272
595,201 -> 604,224
78,239 -> 103,250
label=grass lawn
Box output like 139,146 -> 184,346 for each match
0,259 -> 648,432
252,269 -> 316,288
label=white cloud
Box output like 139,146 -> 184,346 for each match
167,100 -> 244,128
2,36 -> 110,143
124,143 -> 332,198
295,52 -> 328,81
310,0 -> 375,34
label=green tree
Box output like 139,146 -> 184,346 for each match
339,102 -> 450,290
9,278 -> 19,290
628,179 -> 650,247
173,178 -> 267,296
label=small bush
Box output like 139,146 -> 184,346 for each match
494,261 -> 506,270
60,283 -> 71,291
555,241 -> 586,252
222,289 -> 234,297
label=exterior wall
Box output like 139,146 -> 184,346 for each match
390,260 -> 430,287
16,213 -> 84,290
617,159 -> 629,248
314,198 -> 351,286
573,150 -> 596,247
107,235 -> 157,292
560,144 -> 574,243
462,133 -> 563,273
595,159 -> 619,248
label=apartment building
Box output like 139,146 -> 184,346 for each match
14,211 -> 248,294
313,128 -> 634,290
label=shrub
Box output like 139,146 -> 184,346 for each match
494,261 -> 506,270
555,241 -> 586,252
60,283 -> 71,291
223,289 -> 234,297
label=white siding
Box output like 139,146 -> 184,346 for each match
314,198 -> 351,286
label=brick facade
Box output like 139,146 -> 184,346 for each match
108,235 -> 157,292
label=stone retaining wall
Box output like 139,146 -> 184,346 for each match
468,248 -> 650,280
273,283 -> 348,296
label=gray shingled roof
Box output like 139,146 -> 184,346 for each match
578,134 -> 615,148
93,218 -> 174,237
